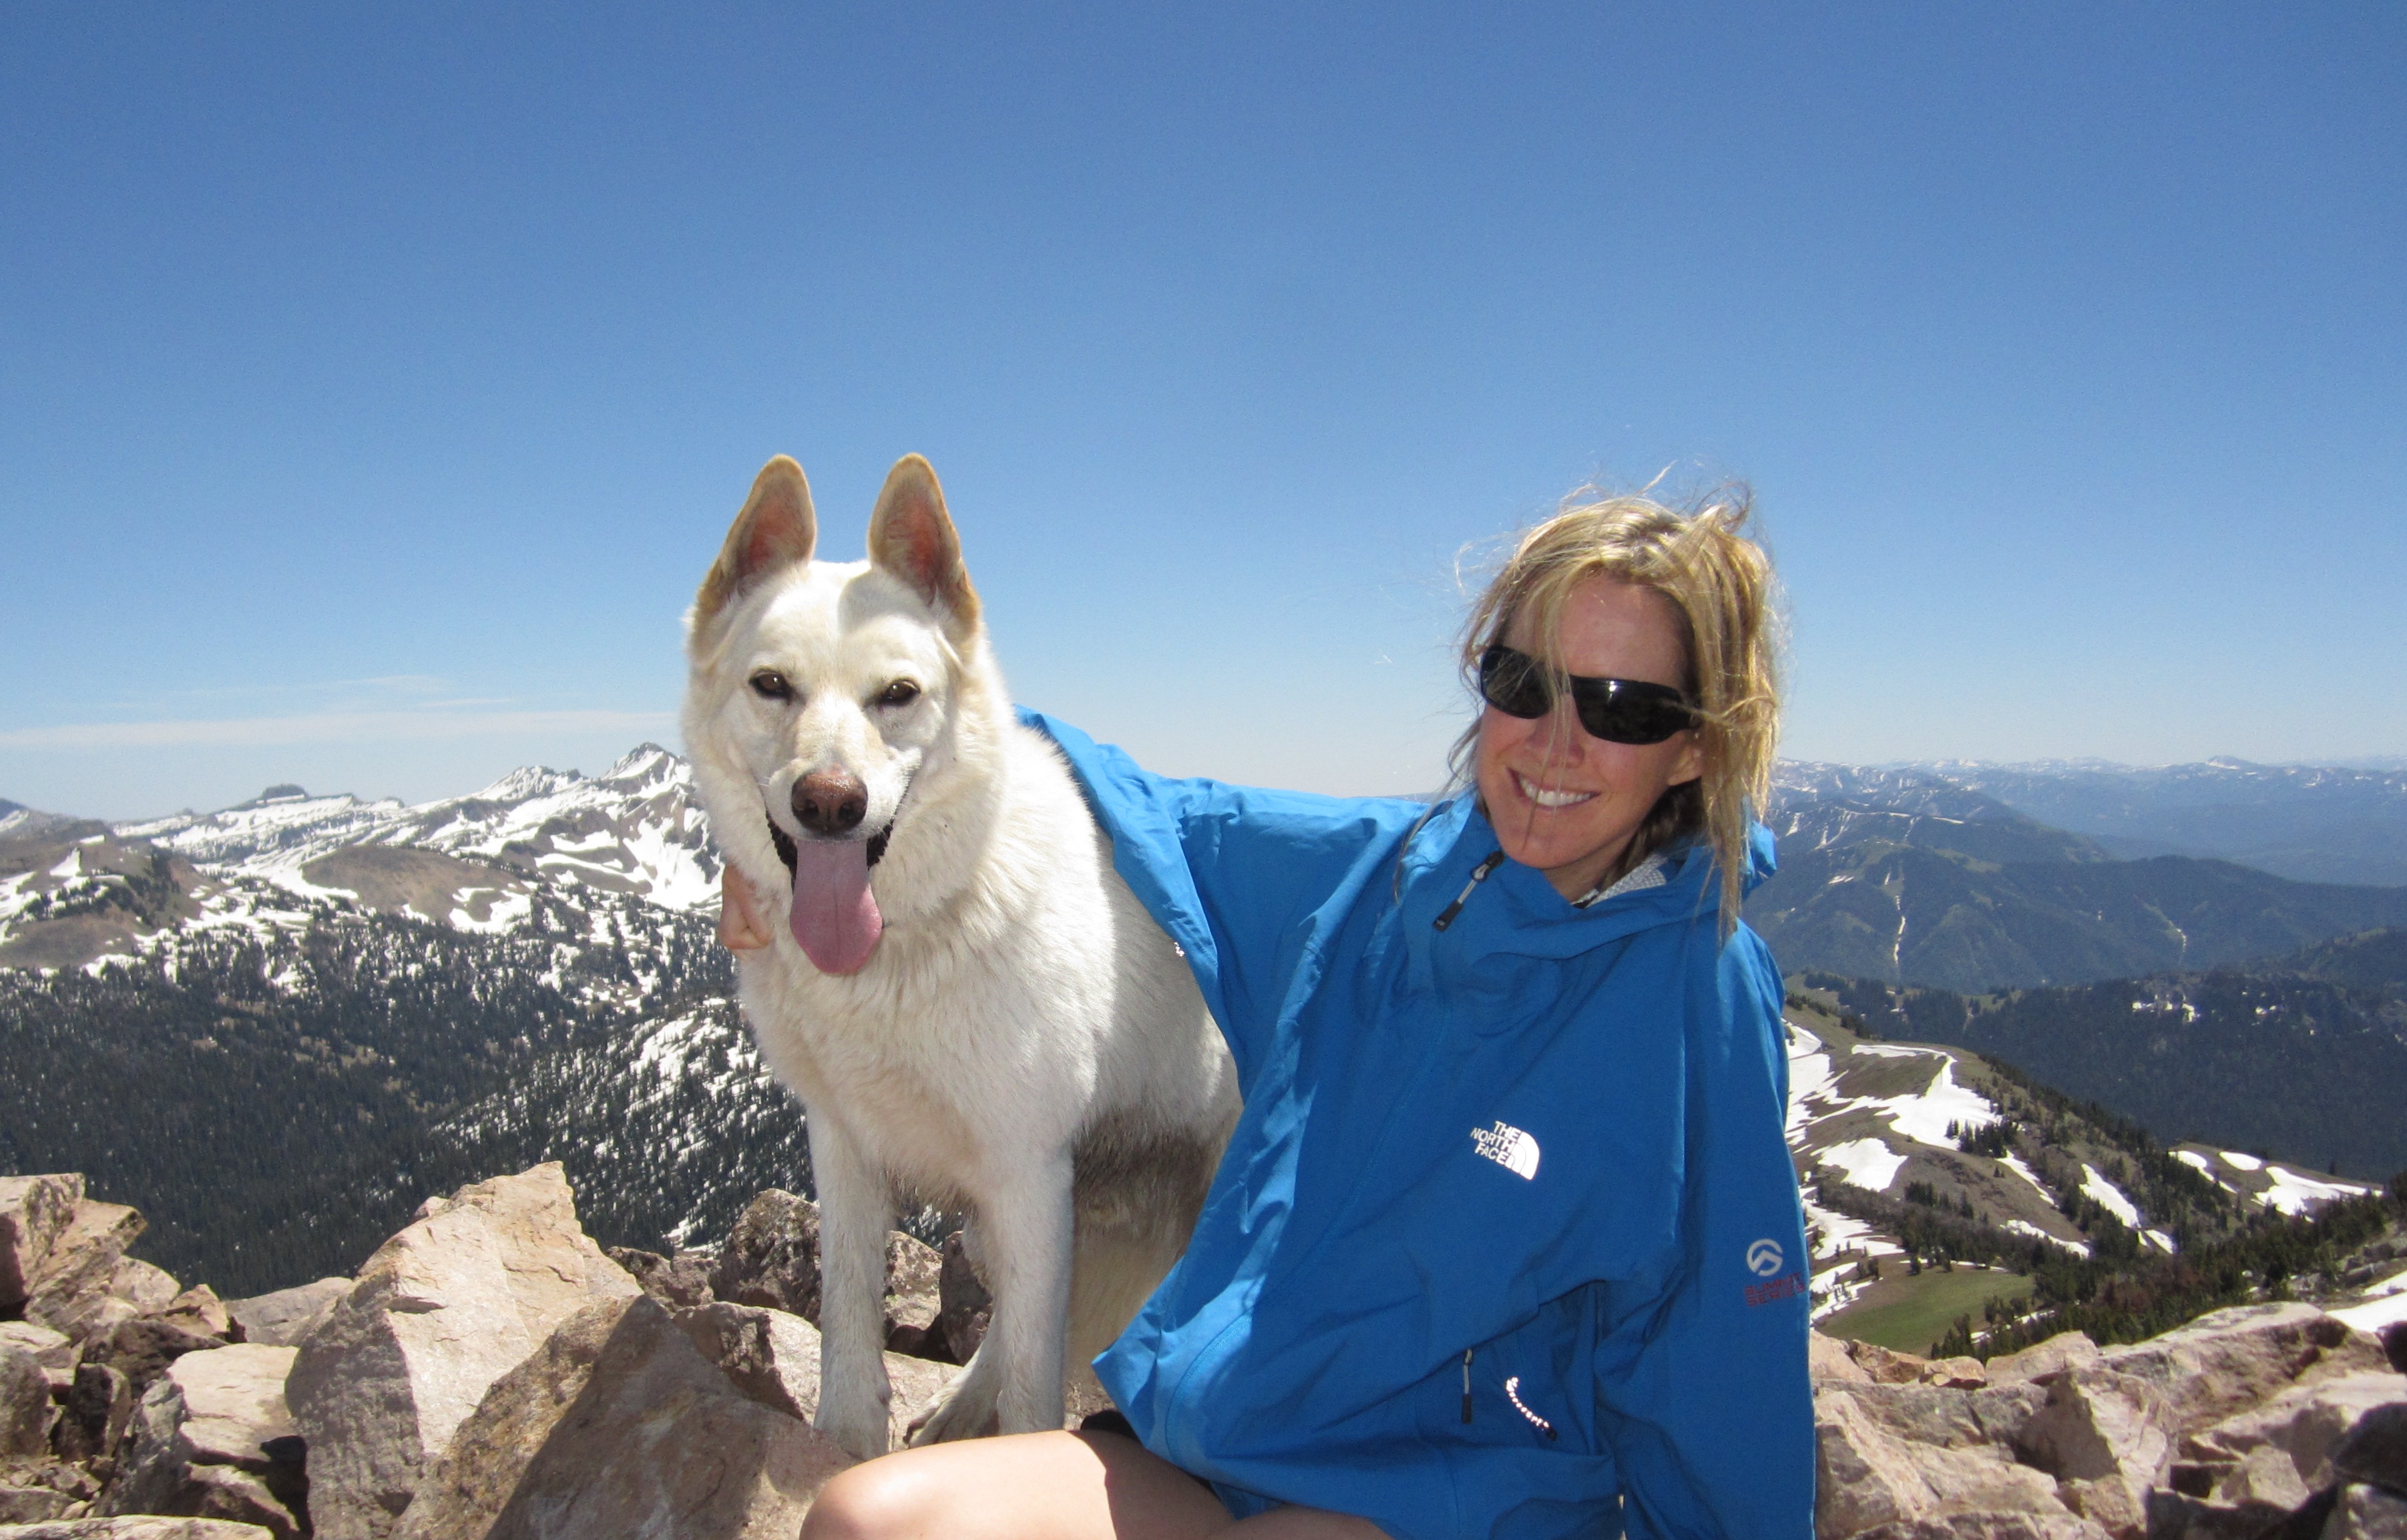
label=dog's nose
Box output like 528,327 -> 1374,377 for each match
793,770 -> 869,835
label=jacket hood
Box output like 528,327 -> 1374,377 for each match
1400,794 -> 1776,965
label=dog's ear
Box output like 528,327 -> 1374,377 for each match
867,455 -> 981,639
695,457 -> 817,628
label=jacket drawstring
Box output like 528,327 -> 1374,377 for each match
1461,1348 -> 1474,1423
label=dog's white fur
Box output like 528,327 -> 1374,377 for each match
682,455 -> 1239,1459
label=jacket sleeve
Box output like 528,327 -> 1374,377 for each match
1590,931 -> 1815,1539
1019,709 -> 1417,1084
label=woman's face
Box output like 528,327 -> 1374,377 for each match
1474,575 -> 1705,901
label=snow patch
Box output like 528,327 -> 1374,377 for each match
1820,1137 -> 1908,1194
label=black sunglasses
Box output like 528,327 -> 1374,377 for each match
1478,644 -> 1698,745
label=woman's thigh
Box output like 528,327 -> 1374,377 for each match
800,1429 -> 1234,1540
800,1431 -> 1389,1540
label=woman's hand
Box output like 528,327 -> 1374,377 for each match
718,863 -> 775,952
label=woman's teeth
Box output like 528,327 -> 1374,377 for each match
1514,772 -> 1593,808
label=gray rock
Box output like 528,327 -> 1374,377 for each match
153,1293 -> 229,1346
604,1249 -> 713,1312
2324,1482 -> 2407,1539
393,1294 -> 852,1540
1814,1330 -> 1875,1384
708,1191 -> 820,1320
2099,1306 -> 2389,1442
1988,1334 -> 2103,1388
284,1164 -> 638,1540
103,1265 -> 179,1322
937,1230 -> 992,1366
94,1375 -> 301,1540
2185,1372 -> 2407,1503
1,1347 -> 54,1463
84,1321 -> 225,1396
676,1300 -> 963,1451
0,1326 -> 75,1376
53,1366 -> 135,1468
0,1178 -> 82,1315
1850,1515 -> 2113,1539
1815,1388 -> 2074,1540
2013,1367 -> 2170,1539
883,1233 -> 943,1358
0,1521 -> 280,1537
2334,1404 -> 2407,1496
0,1483 -> 83,1524
222,1281 -> 348,1350
24,1204 -> 146,1345
164,1347 -> 297,1473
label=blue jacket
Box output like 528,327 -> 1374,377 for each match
1026,712 -> 1813,1540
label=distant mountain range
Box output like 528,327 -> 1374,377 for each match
1895,758 -> 2407,887
1750,762 -> 2407,993
3,744 -> 2403,1296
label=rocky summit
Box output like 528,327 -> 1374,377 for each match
4,1166 -> 2405,1539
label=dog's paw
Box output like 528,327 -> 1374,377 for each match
815,1400 -> 892,1462
905,1380 -> 1002,1446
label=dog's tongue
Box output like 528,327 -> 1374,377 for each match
789,839 -> 882,975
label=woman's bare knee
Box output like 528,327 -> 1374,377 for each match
801,1457 -> 928,1540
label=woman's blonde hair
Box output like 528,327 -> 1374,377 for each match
1448,485 -> 1784,928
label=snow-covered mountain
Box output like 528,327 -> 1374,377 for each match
0,744 -> 719,972
119,742 -> 717,913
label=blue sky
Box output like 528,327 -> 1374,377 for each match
3,5 -> 2402,818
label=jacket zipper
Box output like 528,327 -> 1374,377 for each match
1460,1348 -> 1474,1423
1433,850 -> 1506,931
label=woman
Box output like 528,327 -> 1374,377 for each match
732,489 -> 1811,1539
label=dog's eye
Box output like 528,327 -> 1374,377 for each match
749,671 -> 794,702
877,679 -> 921,708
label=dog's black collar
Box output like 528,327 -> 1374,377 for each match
766,818 -> 891,874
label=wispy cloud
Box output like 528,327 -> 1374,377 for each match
0,709 -> 674,750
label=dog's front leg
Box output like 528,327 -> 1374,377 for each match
973,1145 -> 1076,1436
808,1111 -> 895,1460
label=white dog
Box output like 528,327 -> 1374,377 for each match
682,454 -> 1239,1459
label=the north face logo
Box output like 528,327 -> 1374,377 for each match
1470,1120 -> 1540,1179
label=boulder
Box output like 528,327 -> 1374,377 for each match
937,1230 -> 992,1365
0,1326 -> 75,1378
52,1366 -> 135,1469
24,1205 -> 146,1345
2324,1482 -> 2407,1539
677,1301 -> 963,1450
94,1374 -> 302,1540
2183,1372 -> 2407,1504
222,1282 -> 348,1350
1,1347 -> 53,1463
0,1477 -> 85,1525
284,1164 -> 638,1540
83,1322 -> 224,1398
102,1267 -> 178,1322
2333,1404 -> 2407,1496
1929,1358 -> 1991,1390
153,1294 -> 229,1346
0,1521 -> 282,1537
2012,1368 -> 2171,1539
1850,1517 -> 2113,1538
164,1347 -> 298,1474
1815,1386 -> 2076,1539
708,1191 -> 820,1320
2097,1305 -> 2388,1441
393,1294 -> 851,1540
883,1234 -> 943,1358
604,1249 -> 712,1312
0,1178 -> 83,1314
1814,1330 -> 1875,1384
1989,1334 -> 2103,1388
1855,1344 -> 1941,1386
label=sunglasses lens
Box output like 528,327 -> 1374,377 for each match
1575,688 -> 1694,745
1478,646 -> 1550,718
